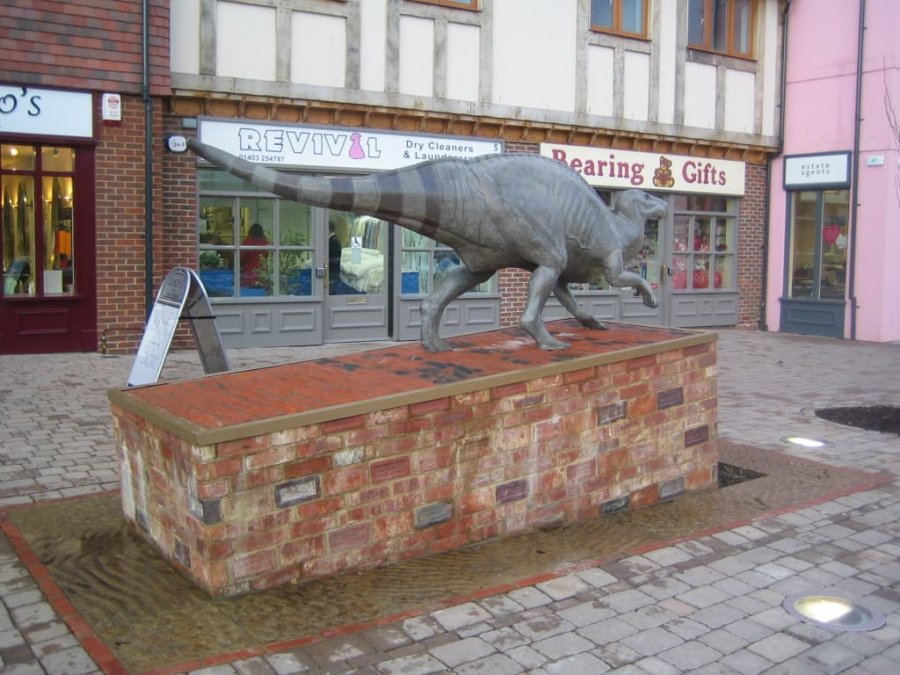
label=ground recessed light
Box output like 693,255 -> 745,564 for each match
783,593 -> 885,632
781,436 -> 828,448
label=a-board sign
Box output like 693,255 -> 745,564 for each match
127,267 -> 229,386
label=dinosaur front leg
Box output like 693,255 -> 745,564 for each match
420,265 -> 493,352
521,266 -> 570,350
603,251 -> 658,308
553,282 -> 608,330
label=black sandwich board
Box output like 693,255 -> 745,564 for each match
127,267 -> 229,386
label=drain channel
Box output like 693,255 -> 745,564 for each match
718,462 -> 765,488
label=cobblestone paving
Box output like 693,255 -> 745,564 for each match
1,328 -> 899,674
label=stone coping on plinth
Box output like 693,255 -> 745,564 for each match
108,320 -> 716,447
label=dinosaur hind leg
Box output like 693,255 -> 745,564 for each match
521,266 -> 570,350
420,265 -> 493,352
553,282 -> 608,330
604,250 -> 658,308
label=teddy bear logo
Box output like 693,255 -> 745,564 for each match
653,156 -> 675,188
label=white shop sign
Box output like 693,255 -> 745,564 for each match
540,143 -> 746,196
0,85 -> 93,138
783,152 -> 851,189
198,119 -> 504,171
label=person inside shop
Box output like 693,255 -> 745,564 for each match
240,222 -> 270,288
4,257 -> 30,295
57,253 -> 74,289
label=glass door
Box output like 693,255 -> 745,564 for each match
324,210 -> 389,342
786,190 -> 849,302
1,142 -> 94,354
780,189 -> 849,338
661,194 -> 739,328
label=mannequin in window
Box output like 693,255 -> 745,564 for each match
240,223 -> 270,288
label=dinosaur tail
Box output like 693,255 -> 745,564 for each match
187,139 -> 442,227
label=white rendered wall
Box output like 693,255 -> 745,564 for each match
684,61 -> 717,129
623,51 -> 650,121
399,16 -> 434,97
586,45 -> 614,117
760,1 -> 779,137
446,22 -> 480,102
291,13 -> 346,87
216,2 -> 276,80
170,0 -> 200,74
725,70 -> 755,133
492,0 -> 576,111
359,0 -> 386,92
656,0 -> 677,125
170,0 -> 782,150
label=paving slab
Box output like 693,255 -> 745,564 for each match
1,328 -> 900,673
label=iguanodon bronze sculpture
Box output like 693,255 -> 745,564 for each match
188,139 -> 667,352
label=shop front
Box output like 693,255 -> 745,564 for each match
778,152 -> 851,338
540,144 -> 747,329
0,86 -> 97,354
193,119 -> 503,348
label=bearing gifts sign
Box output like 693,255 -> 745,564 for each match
541,143 -> 746,196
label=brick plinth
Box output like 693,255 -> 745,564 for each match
110,321 -> 718,597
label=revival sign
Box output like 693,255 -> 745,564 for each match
198,119 -> 504,171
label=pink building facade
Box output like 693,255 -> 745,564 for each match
767,0 -> 900,341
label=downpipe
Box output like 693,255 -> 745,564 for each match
848,0 -> 866,339
143,0 -> 154,319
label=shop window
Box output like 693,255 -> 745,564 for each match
672,195 -> 736,290
688,0 -> 755,59
198,174 -> 314,298
328,210 -> 387,296
400,228 -> 495,296
2,144 -> 76,298
590,0 -> 648,38
410,0 -> 479,10
787,190 -> 849,301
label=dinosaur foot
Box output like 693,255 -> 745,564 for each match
538,336 -> 571,350
580,317 -> 609,330
422,337 -> 455,352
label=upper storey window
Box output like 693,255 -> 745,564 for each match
590,0 -> 648,38
411,0 -> 479,9
688,0 -> 755,58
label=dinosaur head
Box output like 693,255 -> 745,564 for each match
611,189 -> 668,222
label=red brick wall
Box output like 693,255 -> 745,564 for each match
499,269 -> 530,328
0,0 -> 170,95
114,338 -> 719,596
161,122 -> 201,348
498,143 -> 540,326
94,94 -> 165,352
737,162 -> 767,329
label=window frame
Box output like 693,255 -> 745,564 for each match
590,0 -> 650,39
399,228 -> 496,297
687,0 -> 756,60
784,189 -> 850,302
409,0 -> 479,11
1,144 -> 77,298
197,172 -> 316,299
670,195 -> 739,292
